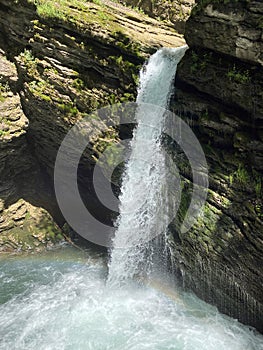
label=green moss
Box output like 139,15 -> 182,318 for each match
255,202 -> 263,220
0,216 -> 64,251
97,10 -> 110,21
0,130 -> 7,137
93,127 -> 119,159
36,1 -> 64,19
108,54 -> 140,88
57,102 -> 79,116
120,92 -> 134,102
252,170 -> 262,198
26,0 -> 145,62
48,229 -> 55,240
72,78 -> 85,91
176,182 -> 192,226
235,165 -> 250,185
112,31 -> 142,58
20,48 -> 35,62
257,16 -> 263,29
0,82 -> 9,92
19,49 -> 39,76
0,82 -> 10,102
28,80 -> 53,102
229,164 -> 262,196
189,50 -> 212,74
227,65 -> 250,84
56,233 -> 64,240
31,0 -> 115,28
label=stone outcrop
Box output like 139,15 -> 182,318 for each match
172,0 -> 263,333
188,0 -> 263,66
0,0 -> 184,174
0,0 -> 184,251
119,0 -> 195,33
0,199 -> 63,251
0,49 -> 63,251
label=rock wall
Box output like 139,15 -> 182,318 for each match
118,0 -> 195,33
172,0 -> 263,333
0,0 -> 184,250
0,49 -> 63,251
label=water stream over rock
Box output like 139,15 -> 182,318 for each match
0,47 -> 262,349
108,46 -> 188,285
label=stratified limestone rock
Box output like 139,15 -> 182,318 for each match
186,0 -> 263,66
0,0 -> 184,56
0,49 -> 64,251
0,199 -> 63,252
0,0 -> 186,251
173,0 -> 263,333
0,0 -> 185,176
0,49 -> 32,202
118,0 -> 195,33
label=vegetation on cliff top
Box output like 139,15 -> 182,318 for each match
26,0 -> 144,59
24,0 -> 184,57
30,0 -> 117,26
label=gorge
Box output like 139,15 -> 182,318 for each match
0,0 -> 262,346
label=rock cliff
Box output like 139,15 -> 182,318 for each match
0,49 -> 63,251
1,0 -> 262,335
173,0 -> 263,333
119,0 -> 195,33
0,0 -> 184,250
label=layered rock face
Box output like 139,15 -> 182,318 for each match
0,49 -> 63,251
172,0 -> 263,332
119,0 -> 195,33
0,0 -> 184,250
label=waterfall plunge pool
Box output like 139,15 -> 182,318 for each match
4,46 -> 261,350
0,245 -> 262,350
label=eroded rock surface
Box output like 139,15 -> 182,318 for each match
173,0 -> 263,333
119,0 -> 195,33
0,49 -> 64,251
0,0 -> 185,251
186,0 -> 263,66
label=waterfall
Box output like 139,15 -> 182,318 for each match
108,46 -> 188,285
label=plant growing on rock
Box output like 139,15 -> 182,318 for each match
227,65 -> 250,84
0,82 -> 10,102
189,50 -> 212,74
20,49 -> 35,62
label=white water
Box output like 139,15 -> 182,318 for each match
108,46 -> 188,285
0,247 -> 262,350
1,47 -> 262,350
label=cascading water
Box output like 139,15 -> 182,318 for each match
108,46 -> 188,285
1,46 -> 263,350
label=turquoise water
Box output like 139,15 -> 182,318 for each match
0,246 -> 262,350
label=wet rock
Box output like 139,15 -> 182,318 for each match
173,0 -> 263,333
0,0 -> 186,253
0,199 -> 64,252
0,48 -> 64,251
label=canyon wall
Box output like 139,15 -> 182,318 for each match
172,0 -> 263,333
118,0 -> 195,33
1,0 -> 262,334
0,0 -> 183,250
